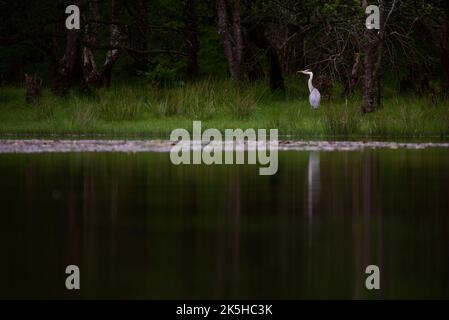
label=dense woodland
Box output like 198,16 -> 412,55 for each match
1,0 -> 449,114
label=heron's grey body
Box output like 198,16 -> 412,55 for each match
299,70 -> 321,109
309,88 -> 321,109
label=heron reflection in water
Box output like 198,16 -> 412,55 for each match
307,151 -> 320,222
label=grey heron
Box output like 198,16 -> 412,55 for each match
298,70 -> 321,109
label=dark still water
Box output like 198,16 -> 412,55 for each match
1,149 -> 449,299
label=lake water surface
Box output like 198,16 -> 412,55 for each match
1,149 -> 449,299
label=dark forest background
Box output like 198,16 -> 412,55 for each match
0,0 -> 448,113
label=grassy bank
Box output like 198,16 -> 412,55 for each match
1,80 -> 448,138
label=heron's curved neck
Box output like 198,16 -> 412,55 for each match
307,73 -> 314,93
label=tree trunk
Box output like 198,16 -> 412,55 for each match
185,0 -> 200,79
373,1 -> 386,108
232,0 -> 244,81
54,29 -> 84,95
361,12 -> 378,113
245,20 -> 284,92
217,0 -> 244,81
82,0 -> 102,87
102,0 -> 122,87
361,0 -> 389,113
82,0 -> 122,88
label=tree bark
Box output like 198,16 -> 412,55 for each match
82,0 -> 122,88
361,4 -> 379,113
217,0 -> 244,81
244,20 -> 285,92
54,29 -> 84,95
102,0 -> 122,87
82,0 -> 102,87
374,1 -> 386,109
361,0 -> 391,113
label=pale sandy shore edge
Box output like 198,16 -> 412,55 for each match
1,139 -> 449,153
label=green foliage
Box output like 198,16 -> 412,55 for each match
0,83 -> 448,138
197,26 -> 228,77
70,96 -> 97,128
144,80 -> 265,120
138,64 -> 185,88
97,87 -> 147,121
323,101 -> 360,135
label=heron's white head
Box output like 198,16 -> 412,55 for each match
298,69 -> 313,76
298,69 -> 315,93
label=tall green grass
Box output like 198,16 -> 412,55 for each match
0,80 -> 448,138
145,80 -> 265,119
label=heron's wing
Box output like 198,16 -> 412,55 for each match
309,88 -> 321,108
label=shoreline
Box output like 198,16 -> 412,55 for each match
1,139 -> 449,154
